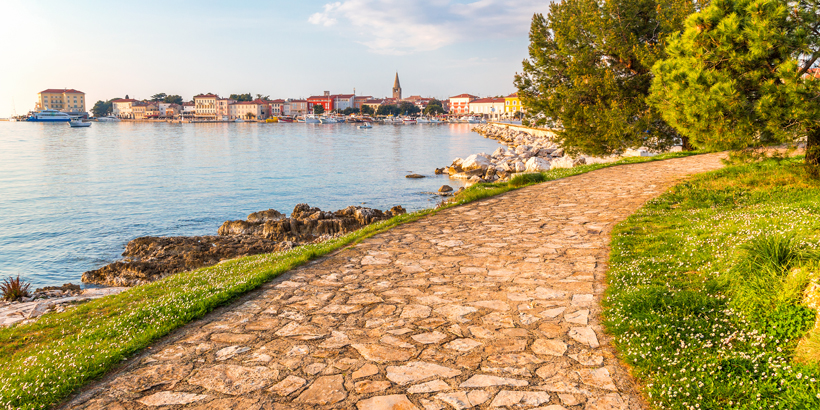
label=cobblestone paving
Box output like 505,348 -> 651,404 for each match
65,154 -> 724,410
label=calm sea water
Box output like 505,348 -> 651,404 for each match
0,121 -> 502,289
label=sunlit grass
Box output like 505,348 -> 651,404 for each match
605,155 -> 820,409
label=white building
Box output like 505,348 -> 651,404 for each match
468,97 -> 506,119
332,94 -> 355,111
112,98 -> 137,118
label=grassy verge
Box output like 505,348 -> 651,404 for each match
0,149 -> 704,409
604,154 -> 820,409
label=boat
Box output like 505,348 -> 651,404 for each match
402,117 -> 417,124
68,119 -> 91,128
358,122 -> 372,129
266,117 -> 279,123
303,114 -> 320,124
97,115 -> 120,122
417,118 -> 431,123
319,117 -> 338,124
26,109 -> 72,122
279,117 -> 294,123
235,118 -> 245,123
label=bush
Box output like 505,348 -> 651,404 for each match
1,276 -> 30,302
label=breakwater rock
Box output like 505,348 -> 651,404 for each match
442,124 -> 584,186
82,204 -> 406,287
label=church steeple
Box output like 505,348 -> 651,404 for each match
392,72 -> 402,101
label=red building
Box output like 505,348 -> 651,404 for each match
307,94 -> 334,112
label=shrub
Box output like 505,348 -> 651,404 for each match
1,276 -> 31,302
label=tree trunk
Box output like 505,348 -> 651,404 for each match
807,127 -> 820,167
681,135 -> 693,151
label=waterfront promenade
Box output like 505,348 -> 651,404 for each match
64,154 -> 725,410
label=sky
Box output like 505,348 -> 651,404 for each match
0,0 -> 546,116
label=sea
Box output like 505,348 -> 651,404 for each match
0,121 -> 503,288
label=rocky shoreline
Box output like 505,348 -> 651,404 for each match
81,203 -> 406,287
439,123 -> 670,186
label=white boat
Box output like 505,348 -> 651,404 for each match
417,118 -> 431,123
27,109 -> 72,122
68,119 -> 91,128
358,122 -> 372,129
97,115 -> 120,122
235,118 -> 245,123
402,117 -> 417,124
319,117 -> 338,124
303,114 -> 320,124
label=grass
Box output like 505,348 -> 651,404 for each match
0,149 -> 704,409
604,154 -> 820,409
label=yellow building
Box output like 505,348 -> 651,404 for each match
36,89 -> 86,113
504,93 -> 523,115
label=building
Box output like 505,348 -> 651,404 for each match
469,97 -> 506,119
268,99 -> 286,116
194,94 -> 219,120
131,101 -> 148,120
333,94 -> 355,111
216,98 -> 236,120
112,98 -> 137,118
405,95 -> 435,110
448,94 -> 478,115
392,73 -> 402,100
145,102 -> 160,119
165,104 -> 182,118
36,89 -> 87,115
286,99 -> 308,116
229,100 -> 270,120
353,96 -> 372,110
182,102 -> 195,117
504,93 -> 523,117
307,92 -> 334,112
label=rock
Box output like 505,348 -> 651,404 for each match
406,174 -> 425,179
585,393 -> 628,410
407,379 -> 450,393
434,168 -> 446,174
467,390 -> 491,406
568,327 -> 600,348
136,392 -> 208,407
434,392 -> 472,410
577,367 -> 618,390
351,343 -> 416,363
532,338 -> 567,356
353,363 -> 380,379
550,156 -> 574,169
401,304 -> 432,319
268,375 -> 306,396
438,185 -> 453,193
551,148 -> 564,157
411,331 -> 447,344
569,349 -> 604,366
489,390 -> 551,407
188,364 -> 278,395
386,361 -> 461,385
461,154 -> 492,171
514,161 -> 526,172
565,309 -> 589,325
215,345 -> 250,361
83,203 -> 406,286
355,380 -> 393,394
443,338 -> 483,352
459,374 -> 528,388
294,374 -> 347,405
525,157 -> 551,172
357,394 -> 420,410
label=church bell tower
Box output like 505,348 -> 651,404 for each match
392,72 -> 402,101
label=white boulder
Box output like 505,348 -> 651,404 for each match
525,157 -> 551,172
461,154 -> 492,171
551,156 -> 574,169
514,161 -> 527,173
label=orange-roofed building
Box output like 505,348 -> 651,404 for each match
448,93 -> 478,115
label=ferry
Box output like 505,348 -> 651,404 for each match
26,109 -> 72,122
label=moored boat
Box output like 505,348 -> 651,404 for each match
26,109 -> 72,122
68,119 -> 91,128
358,122 -> 372,129
97,115 -> 120,122
402,117 -> 417,124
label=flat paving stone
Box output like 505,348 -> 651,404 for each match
60,154 -> 724,410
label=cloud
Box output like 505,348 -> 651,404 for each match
308,0 -> 544,55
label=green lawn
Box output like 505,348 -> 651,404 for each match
605,154 -> 820,409
0,150 -> 702,409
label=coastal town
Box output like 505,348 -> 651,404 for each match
18,73 -> 524,123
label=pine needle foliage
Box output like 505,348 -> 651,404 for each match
650,0 -> 820,168
514,0 -> 705,157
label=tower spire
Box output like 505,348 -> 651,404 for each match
392,72 -> 402,101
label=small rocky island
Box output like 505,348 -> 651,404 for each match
81,203 -> 406,287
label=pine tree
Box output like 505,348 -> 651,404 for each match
514,0 -> 702,156
650,0 -> 820,168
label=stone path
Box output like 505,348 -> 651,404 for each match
64,154 -> 724,410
